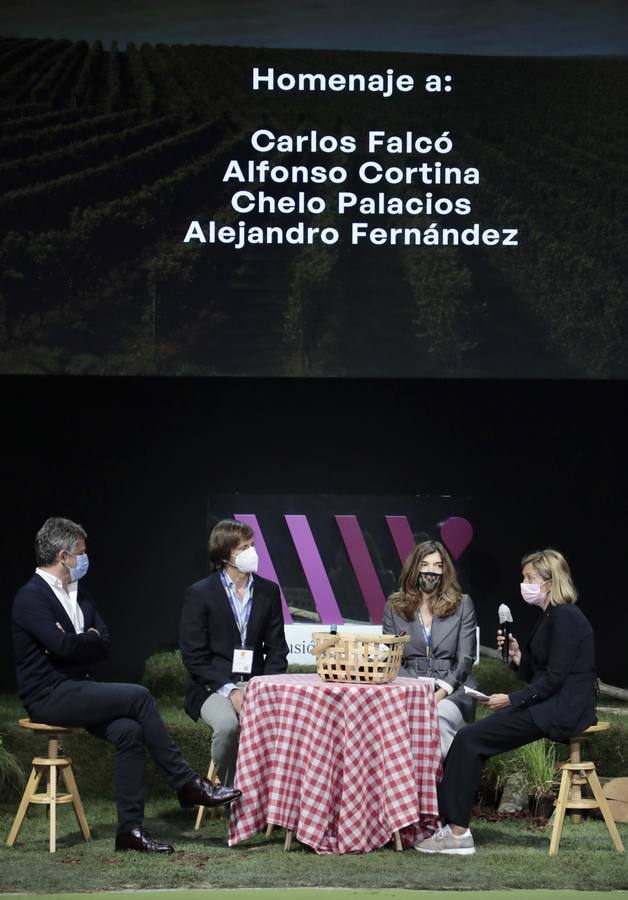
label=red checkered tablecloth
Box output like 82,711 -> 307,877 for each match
228,673 -> 442,854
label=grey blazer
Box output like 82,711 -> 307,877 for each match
382,593 -> 478,722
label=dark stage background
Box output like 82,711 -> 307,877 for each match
0,7 -> 626,379
2,375 -> 627,691
2,3 -> 627,700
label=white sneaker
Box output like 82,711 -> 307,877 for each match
414,824 -> 475,855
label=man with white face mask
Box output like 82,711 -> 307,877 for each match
180,519 -> 288,785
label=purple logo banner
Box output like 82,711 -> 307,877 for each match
229,504 -> 473,625
335,515 -> 388,624
234,513 -> 293,623
284,515 -> 343,625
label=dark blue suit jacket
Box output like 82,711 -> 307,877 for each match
508,603 -> 597,742
180,571 -> 289,720
12,573 -> 111,712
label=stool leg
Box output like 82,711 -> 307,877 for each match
61,765 -> 91,842
208,761 -> 221,821
393,830 -> 403,852
549,768 -> 571,856
284,830 -> 293,851
265,824 -> 274,838
194,804 -> 207,831
195,760 -> 219,831
48,764 -> 57,853
6,766 -> 42,848
569,738 -> 583,825
585,769 -> 625,853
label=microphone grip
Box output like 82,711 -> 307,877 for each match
501,623 -> 510,663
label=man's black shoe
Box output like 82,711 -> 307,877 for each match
115,827 -> 174,853
177,774 -> 242,809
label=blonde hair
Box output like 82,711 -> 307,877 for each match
521,548 -> 578,605
390,540 -> 462,620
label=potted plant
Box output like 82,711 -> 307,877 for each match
486,737 -> 558,818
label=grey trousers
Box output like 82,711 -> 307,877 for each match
438,698 -> 465,758
199,689 -> 242,785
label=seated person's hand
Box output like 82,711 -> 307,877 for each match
434,687 -> 448,703
229,688 -> 244,714
478,692 -> 511,711
496,629 -> 521,666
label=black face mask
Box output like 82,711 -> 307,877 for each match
417,572 -> 442,594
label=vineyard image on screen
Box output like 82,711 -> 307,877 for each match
0,27 -> 626,377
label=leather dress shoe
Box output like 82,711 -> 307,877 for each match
177,774 -> 242,809
115,827 -> 174,853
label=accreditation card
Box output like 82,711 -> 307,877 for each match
232,646 -> 254,674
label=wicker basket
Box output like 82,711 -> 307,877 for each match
311,631 -> 410,684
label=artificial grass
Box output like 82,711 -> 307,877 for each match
1,663 -> 627,895
0,797 -> 626,894
3,893 -> 627,900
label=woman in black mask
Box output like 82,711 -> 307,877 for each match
383,540 -> 478,756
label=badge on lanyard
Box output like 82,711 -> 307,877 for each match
232,646 -> 254,674
221,570 -> 254,675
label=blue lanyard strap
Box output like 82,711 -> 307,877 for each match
220,570 -> 253,645
416,608 -> 432,659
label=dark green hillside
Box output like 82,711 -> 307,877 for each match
0,38 -> 626,376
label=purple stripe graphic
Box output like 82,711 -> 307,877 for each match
284,515 -> 342,625
385,516 -> 417,566
335,515 -> 387,624
234,514 -> 293,624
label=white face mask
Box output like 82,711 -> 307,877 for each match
520,579 -> 550,606
232,546 -> 258,574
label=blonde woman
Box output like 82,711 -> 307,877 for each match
416,548 -> 597,856
382,540 -> 478,757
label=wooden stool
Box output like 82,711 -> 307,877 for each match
194,759 -> 222,830
6,719 -> 91,853
265,822 -> 295,852
549,722 -> 625,856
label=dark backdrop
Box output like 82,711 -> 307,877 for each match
2,375 -> 626,691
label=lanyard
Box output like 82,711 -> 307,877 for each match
416,608 -> 432,659
220,570 -> 253,646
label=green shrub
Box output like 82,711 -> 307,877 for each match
141,650 -> 318,700
0,734 -> 24,800
554,715 -> 628,777
142,650 -> 187,701
141,651 -> 521,695
474,657 -> 524,695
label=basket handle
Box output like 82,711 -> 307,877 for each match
311,636 -> 341,656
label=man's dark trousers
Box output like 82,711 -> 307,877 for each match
29,680 -> 194,832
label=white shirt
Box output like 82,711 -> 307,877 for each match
36,567 -> 85,634
218,570 -> 254,697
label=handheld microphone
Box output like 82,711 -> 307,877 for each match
498,603 -> 513,663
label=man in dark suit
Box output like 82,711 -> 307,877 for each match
180,519 -> 289,785
12,517 -> 241,854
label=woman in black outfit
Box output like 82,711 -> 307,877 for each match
416,548 -> 597,856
